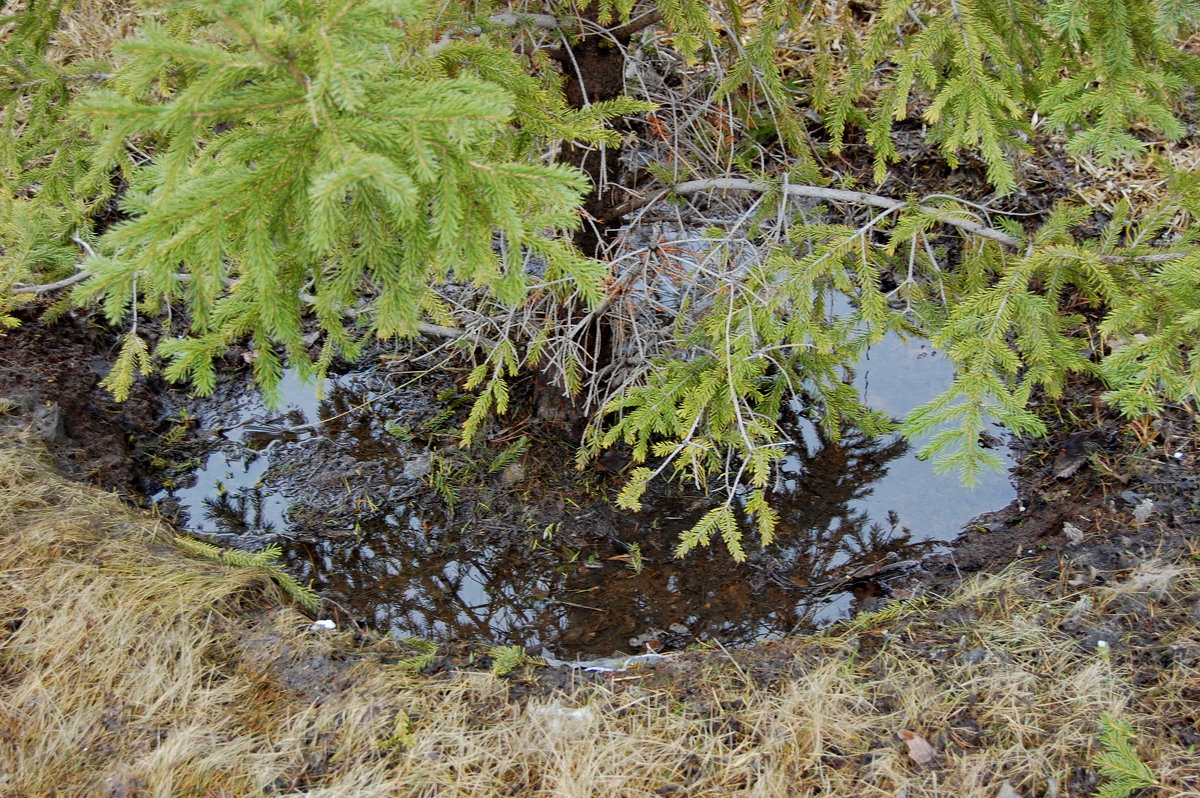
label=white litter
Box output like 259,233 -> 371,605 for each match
309,619 -> 336,631
527,702 -> 597,737
540,650 -> 671,672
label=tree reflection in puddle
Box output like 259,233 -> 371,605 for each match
164,346 -> 1012,659
200,489 -> 277,541
206,404 -> 947,658
546,416 -> 933,654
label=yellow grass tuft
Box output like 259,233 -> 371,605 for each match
45,0 -> 141,67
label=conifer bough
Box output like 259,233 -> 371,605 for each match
4,0 -> 1200,558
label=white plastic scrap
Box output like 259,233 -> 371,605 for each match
309,619 -> 336,631
527,701 -> 597,737
996,780 -> 1023,798
539,650 -> 672,672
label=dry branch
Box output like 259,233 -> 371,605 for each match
606,177 -> 1190,265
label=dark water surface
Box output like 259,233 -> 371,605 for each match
157,333 -> 1013,658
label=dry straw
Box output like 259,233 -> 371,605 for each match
1,430 -> 1198,796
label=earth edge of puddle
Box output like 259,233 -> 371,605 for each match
155,331 -> 1014,660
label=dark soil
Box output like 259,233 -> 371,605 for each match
0,306 -> 163,495
913,383 -> 1200,599
551,7 -> 661,256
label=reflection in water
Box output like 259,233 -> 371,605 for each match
285,515 -> 560,645
766,419 -> 917,580
160,337 -> 1013,658
545,415 -> 931,653
202,489 -> 277,538
176,397 -> 941,656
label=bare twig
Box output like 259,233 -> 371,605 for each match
485,11 -> 560,30
608,177 -> 1023,247
606,177 -> 1193,265
609,10 -> 664,41
10,270 -> 90,295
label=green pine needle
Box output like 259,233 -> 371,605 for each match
1095,713 -> 1157,798
174,535 -> 321,613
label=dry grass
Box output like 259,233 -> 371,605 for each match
2,430 -> 1199,796
45,0 -> 141,66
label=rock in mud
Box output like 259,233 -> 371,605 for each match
32,402 -> 66,445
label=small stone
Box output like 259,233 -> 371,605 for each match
499,461 -> 525,485
32,402 -> 66,445
402,453 -> 432,479
959,647 -> 989,665
1082,629 -> 1119,653
996,780 -> 1023,798
1119,490 -> 1143,506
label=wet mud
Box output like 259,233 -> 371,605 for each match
0,307 -> 162,494
916,383 -> 1200,592
150,331 -> 1014,660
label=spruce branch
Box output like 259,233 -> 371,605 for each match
1095,713 -> 1158,798
174,535 -> 321,613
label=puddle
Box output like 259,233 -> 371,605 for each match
155,328 -> 1013,659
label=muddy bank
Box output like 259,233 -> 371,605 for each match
0,307 -> 162,494
4,306 -> 1199,669
912,378 -> 1200,601
0,307 -> 1018,660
